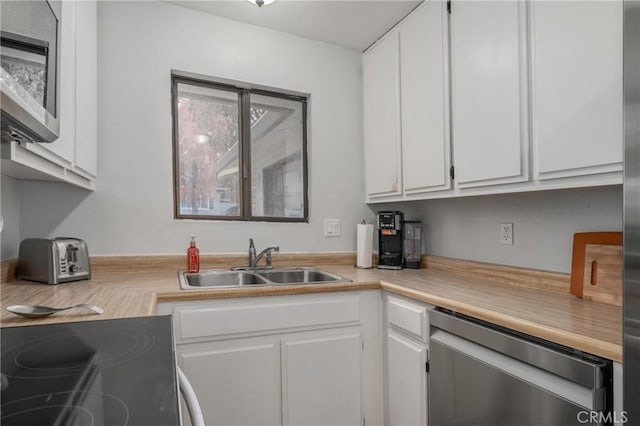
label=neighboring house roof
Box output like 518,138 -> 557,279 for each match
212,105 -> 295,178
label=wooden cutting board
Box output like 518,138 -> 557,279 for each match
570,232 -> 622,306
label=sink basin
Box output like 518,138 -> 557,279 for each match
181,271 -> 268,288
257,269 -> 344,284
179,267 -> 349,289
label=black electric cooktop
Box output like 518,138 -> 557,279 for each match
1,316 -> 180,426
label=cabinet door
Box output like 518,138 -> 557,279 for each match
178,338 -> 281,426
530,1 -> 622,180
386,330 -> 428,426
614,362 -> 623,422
24,0 -> 76,166
74,0 -> 98,178
281,329 -> 363,426
400,0 -> 451,194
450,0 -> 528,188
363,31 -> 402,199
5,0 -> 96,189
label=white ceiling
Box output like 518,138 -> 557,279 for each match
165,0 -> 422,51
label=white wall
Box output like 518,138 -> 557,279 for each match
1,176 -> 21,260
6,1 -> 622,273
373,186 -> 623,273
17,1 -> 369,255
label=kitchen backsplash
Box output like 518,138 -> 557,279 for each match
373,185 -> 622,274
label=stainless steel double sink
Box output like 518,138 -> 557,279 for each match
179,267 -> 350,289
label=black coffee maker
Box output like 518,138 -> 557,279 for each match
377,211 -> 404,270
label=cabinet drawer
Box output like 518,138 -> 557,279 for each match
171,294 -> 361,342
386,295 -> 430,342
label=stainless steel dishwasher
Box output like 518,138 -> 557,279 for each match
429,309 -> 612,426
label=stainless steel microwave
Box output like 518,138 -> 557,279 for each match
0,0 -> 61,143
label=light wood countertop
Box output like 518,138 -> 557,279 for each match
0,255 -> 622,362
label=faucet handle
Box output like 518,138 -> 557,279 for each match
266,246 -> 280,267
249,238 -> 255,248
265,250 -> 273,266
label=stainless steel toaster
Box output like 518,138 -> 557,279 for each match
16,238 -> 91,284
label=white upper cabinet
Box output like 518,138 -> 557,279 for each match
1,0 -> 97,190
530,1 -> 623,180
74,0 -> 98,179
400,0 -> 451,195
10,1 -> 77,172
449,0 -> 529,188
26,0 -> 76,166
363,0 -> 623,202
363,30 -> 402,199
363,0 -> 450,200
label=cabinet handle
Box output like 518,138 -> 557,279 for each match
590,260 -> 598,286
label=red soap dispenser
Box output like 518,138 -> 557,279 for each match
187,235 -> 200,273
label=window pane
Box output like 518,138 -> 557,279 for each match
176,82 -> 240,217
250,94 -> 305,218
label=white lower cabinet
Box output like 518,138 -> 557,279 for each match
387,330 -> 428,426
384,294 -> 434,426
163,290 -> 621,426
282,329 -> 363,426
158,291 -> 381,426
179,336 -> 281,426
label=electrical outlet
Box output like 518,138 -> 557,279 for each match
501,223 -> 514,245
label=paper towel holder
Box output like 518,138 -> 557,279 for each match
354,220 -> 374,269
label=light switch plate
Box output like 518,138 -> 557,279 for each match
324,219 -> 341,237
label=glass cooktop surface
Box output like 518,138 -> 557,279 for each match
1,316 -> 179,426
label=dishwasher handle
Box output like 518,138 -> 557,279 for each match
177,367 -> 205,426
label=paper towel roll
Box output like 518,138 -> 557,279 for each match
356,224 -> 374,268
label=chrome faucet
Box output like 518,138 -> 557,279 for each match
248,238 -> 280,269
